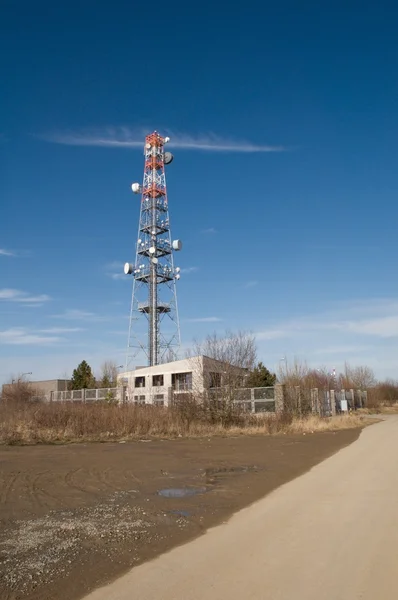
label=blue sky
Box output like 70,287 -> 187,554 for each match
1,0 -> 398,384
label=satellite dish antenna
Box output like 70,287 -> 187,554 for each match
131,183 -> 141,194
124,263 -> 133,275
164,152 -> 174,165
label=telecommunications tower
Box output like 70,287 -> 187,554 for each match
124,131 -> 182,368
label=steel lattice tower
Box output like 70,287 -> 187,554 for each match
124,131 -> 182,368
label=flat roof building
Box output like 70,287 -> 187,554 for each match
117,355 -> 247,405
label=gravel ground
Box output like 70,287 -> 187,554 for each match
1,491 -> 157,594
0,431 -> 360,600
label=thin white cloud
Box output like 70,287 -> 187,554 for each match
51,309 -> 108,321
186,317 -> 222,323
342,315 -> 398,338
105,261 -> 128,281
180,266 -> 198,274
312,345 -> 373,356
0,249 -> 15,257
256,329 -> 290,341
0,328 -> 62,346
39,127 -> 285,153
0,289 -> 51,304
255,298 -> 398,341
38,327 -> 84,334
201,228 -> 217,234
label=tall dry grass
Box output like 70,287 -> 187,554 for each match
0,400 -> 367,445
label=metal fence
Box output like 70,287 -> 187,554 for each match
51,387 -> 119,402
208,386 -> 276,413
48,385 -> 367,416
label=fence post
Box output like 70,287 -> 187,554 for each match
50,390 -> 53,403
311,388 -> 319,415
350,388 -> 355,410
341,389 -> 348,413
82,388 -> 86,403
294,386 -> 302,415
330,389 -> 336,416
274,384 -> 285,413
250,388 -> 255,413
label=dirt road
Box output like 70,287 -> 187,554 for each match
83,416 -> 398,600
0,429 -> 359,600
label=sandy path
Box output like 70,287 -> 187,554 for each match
83,416 -> 398,600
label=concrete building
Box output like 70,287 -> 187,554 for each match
1,379 -> 70,400
117,355 -> 247,405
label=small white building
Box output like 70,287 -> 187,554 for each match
117,355 -> 247,406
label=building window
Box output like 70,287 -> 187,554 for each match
135,376 -> 145,388
172,372 -> 192,391
152,374 -> 164,387
209,372 -> 222,388
155,394 -> 164,400
134,395 -> 146,404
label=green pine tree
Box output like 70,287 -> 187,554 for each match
70,360 -> 96,390
246,362 -> 276,388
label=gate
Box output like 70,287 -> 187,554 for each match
319,390 -> 332,417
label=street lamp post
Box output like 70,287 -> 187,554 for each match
12,372 -> 32,384
279,357 -> 288,380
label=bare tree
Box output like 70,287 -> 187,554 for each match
98,360 -> 119,388
340,363 -> 376,390
160,348 -> 178,364
188,330 -> 257,391
194,330 -> 256,369
277,358 -> 311,387
2,377 -> 43,404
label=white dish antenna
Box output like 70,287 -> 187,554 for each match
131,183 -> 141,194
124,263 -> 133,275
172,240 -> 182,251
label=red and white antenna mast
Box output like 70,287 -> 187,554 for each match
124,131 -> 182,367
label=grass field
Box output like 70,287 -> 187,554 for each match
0,400 -> 367,445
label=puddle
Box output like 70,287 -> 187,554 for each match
170,509 -> 191,517
158,487 -> 207,498
205,465 -> 260,476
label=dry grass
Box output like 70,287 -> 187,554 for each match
358,404 -> 398,416
0,399 -> 369,445
284,414 -> 367,433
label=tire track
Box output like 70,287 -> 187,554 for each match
0,472 -> 20,505
64,468 -> 101,497
31,472 -> 69,510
